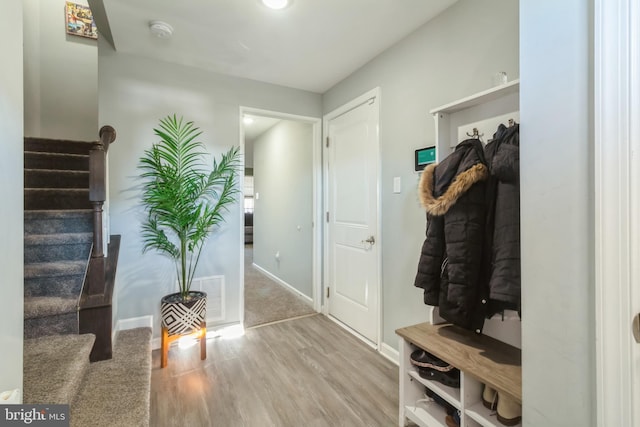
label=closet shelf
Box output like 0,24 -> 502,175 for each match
430,80 -> 520,115
397,322 -> 522,404
407,370 -> 461,409
466,401 -> 522,427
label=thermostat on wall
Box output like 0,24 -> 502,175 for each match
415,146 -> 436,171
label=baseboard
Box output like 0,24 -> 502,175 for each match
116,315 -> 154,348
117,315 -> 154,331
380,342 -> 399,366
151,337 -> 161,350
252,263 -> 313,304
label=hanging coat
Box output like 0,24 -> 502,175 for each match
414,138 -> 489,332
483,124 -> 521,316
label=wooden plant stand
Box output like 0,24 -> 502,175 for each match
161,321 -> 207,368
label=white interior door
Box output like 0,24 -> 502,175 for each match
325,91 -> 379,344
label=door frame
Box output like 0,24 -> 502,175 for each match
322,87 -> 382,349
594,0 -> 639,425
238,107 -> 323,323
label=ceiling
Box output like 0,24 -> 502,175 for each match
243,114 -> 280,142
96,0 -> 458,93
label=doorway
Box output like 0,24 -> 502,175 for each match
323,88 -> 381,347
239,107 -> 322,328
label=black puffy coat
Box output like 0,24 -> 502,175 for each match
414,138 -> 489,332
483,124 -> 520,315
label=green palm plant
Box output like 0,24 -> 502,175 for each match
138,115 -> 240,301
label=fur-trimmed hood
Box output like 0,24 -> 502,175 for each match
418,140 -> 488,216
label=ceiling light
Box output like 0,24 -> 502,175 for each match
149,20 -> 173,38
243,116 -> 254,125
262,0 -> 290,10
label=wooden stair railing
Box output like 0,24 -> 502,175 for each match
90,125 -> 116,259
80,125 -> 120,362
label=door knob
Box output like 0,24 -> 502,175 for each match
361,236 -> 375,245
633,313 -> 640,344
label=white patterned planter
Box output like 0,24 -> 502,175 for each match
161,291 -> 207,336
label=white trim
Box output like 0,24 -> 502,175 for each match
322,87 -> 382,350
238,106 -> 323,325
252,262 -> 314,305
327,314 -> 377,350
115,315 -> 154,347
380,343 -> 400,366
116,315 -> 153,331
429,79 -> 520,115
594,0 -> 639,425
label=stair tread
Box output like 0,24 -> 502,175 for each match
24,296 -> 79,319
71,328 -> 151,426
26,188 -> 89,192
25,168 -> 89,173
25,209 -> 92,217
23,333 -> 95,404
25,232 -> 93,244
24,260 -> 87,278
25,151 -> 89,158
24,137 -> 94,156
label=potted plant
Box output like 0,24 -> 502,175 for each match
138,115 -> 240,348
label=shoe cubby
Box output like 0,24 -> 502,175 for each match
397,323 -> 521,427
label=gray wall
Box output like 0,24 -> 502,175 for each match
520,1 -> 594,425
97,40 -> 322,335
322,0 -> 519,350
23,0 -> 98,140
0,0 -> 24,400
253,120 -> 314,298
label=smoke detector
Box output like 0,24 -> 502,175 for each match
149,21 -> 173,38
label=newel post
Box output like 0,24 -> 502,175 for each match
90,125 -> 116,258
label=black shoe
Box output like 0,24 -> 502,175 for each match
410,350 -> 455,372
418,367 -> 460,388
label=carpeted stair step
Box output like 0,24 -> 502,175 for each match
25,188 -> 91,210
25,151 -> 89,171
24,260 -> 87,297
23,333 -> 95,405
25,137 -> 93,155
24,232 -> 92,263
71,328 -> 152,427
25,169 -> 90,189
25,209 -> 93,234
24,296 -> 80,338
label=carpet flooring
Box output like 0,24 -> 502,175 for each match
244,245 -> 315,328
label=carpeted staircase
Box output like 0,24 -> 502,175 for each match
24,137 -> 94,338
22,136 -> 152,426
24,327 -> 152,427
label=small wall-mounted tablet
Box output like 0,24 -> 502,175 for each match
414,146 -> 436,171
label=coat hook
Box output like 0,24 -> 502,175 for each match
508,119 -> 516,127
466,128 -> 483,140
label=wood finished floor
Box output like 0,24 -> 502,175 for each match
150,314 -> 399,426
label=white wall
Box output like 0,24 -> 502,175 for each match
520,1 -> 594,426
322,0 -> 519,350
98,40 -> 322,336
23,0 -> 98,140
0,0 -> 24,401
253,120 -> 314,298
